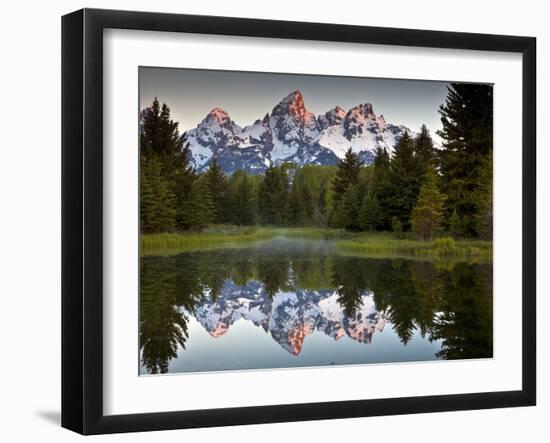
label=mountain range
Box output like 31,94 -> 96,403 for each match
182,90 -> 413,174
185,279 -> 388,355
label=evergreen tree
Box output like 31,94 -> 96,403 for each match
288,183 -> 304,225
232,171 -> 256,226
410,165 -> 446,241
140,156 -> 176,233
258,165 -> 289,225
288,165 -> 335,226
140,98 -> 197,232
204,158 -> 228,224
474,152 -> 493,240
371,147 -> 392,228
140,159 -> 156,233
317,179 -> 331,227
387,133 -> 422,229
437,83 -> 493,236
448,210 -> 462,239
173,133 -> 198,230
373,146 -> 391,171
358,193 -> 381,231
340,185 -> 362,231
331,148 -> 363,202
330,148 -> 363,227
140,98 -> 162,157
414,124 -> 436,174
179,177 -> 214,230
140,97 -> 186,174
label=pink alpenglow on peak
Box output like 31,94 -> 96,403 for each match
345,103 -> 376,123
287,322 -> 315,356
178,90 -> 414,173
275,90 -> 304,109
286,90 -> 307,120
318,106 -> 347,129
203,107 -> 232,126
209,321 -> 229,338
333,106 -> 346,117
272,90 -> 316,125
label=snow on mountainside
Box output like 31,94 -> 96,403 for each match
174,90 -> 414,174
319,103 -> 412,164
189,279 -> 388,355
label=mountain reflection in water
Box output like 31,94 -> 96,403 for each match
139,238 -> 492,375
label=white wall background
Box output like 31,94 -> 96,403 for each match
0,0 -> 546,441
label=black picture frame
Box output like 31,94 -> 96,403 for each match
62,8 -> 536,435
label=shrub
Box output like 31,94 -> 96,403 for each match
433,237 -> 457,255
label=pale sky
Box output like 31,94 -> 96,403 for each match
139,67 -> 453,144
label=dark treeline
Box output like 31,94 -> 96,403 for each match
140,83 -> 492,240
140,247 -> 493,373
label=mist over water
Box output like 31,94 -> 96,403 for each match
139,237 -> 493,375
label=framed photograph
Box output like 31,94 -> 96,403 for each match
62,8 -> 536,435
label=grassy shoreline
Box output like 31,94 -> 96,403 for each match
141,226 -> 492,260
141,226 -> 276,256
336,236 -> 492,261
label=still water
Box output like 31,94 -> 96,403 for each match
139,237 -> 492,375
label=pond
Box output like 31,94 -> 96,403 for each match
139,236 -> 493,375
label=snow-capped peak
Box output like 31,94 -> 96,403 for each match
345,103 -> 375,123
333,106 -> 346,117
273,90 -> 303,110
201,107 -> 233,128
318,106 -> 347,129
174,91 -> 413,174
271,90 -> 315,124
375,115 -> 388,132
286,91 -> 307,121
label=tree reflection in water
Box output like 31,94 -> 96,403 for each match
140,239 -> 492,374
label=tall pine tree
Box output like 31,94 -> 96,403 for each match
232,171 -> 256,226
331,148 -> 363,203
474,152 -> 493,240
330,148 -> 363,228
371,147 -> 392,228
204,158 -> 228,224
437,83 -> 493,237
140,156 -> 176,233
258,165 -> 289,225
140,97 -> 197,232
340,185 -> 362,230
358,193 -> 382,231
387,133 -> 422,230
410,165 -> 446,241
174,132 -> 198,230
179,177 -> 214,230
414,124 -> 436,175
140,97 -> 186,174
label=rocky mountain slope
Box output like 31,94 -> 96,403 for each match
182,90 -> 413,174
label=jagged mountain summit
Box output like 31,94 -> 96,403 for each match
168,90 -> 413,174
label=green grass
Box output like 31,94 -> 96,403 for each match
141,226 -> 276,256
141,226 -> 492,262
336,234 -> 492,261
